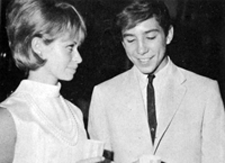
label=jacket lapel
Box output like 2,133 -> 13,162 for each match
154,63 -> 187,153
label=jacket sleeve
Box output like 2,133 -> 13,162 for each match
202,81 -> 225,163
88,86 -> 112,151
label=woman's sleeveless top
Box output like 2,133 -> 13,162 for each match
0,80 -> 91,163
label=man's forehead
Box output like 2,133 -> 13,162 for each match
122,17 -> 161,34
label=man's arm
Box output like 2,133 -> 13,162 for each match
202,81 -> 225,163
0,107 -> 16,163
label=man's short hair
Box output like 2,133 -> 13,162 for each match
116,0 -> 171,38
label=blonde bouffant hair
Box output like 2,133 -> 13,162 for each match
6,0 -> 86,71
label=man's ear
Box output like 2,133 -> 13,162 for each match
166,26 -> 174,45
31,37 -> 46,59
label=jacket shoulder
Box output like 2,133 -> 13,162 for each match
179,67 -> 218,90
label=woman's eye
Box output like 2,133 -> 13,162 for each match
67,45 -> 74,52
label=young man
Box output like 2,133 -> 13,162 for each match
88,0 -> 225,163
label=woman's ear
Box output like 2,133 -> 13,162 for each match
166,26 -> 174,45
31,37 -> 45,59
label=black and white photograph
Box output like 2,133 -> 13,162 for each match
0,0 -> 225,162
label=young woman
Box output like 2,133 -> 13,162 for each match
0,0 -> 105,162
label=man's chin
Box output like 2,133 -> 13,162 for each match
137,66 -> 155,74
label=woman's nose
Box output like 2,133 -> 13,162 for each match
73,49 -> 82,63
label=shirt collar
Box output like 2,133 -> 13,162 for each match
16,80 -> 61,98
154,57 -> 171,84
134,56 -> 171,89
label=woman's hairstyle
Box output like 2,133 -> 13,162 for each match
116,0 -> 171,39
6,0 -> 86,71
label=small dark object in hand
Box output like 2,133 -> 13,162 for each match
98,150 -> 114,163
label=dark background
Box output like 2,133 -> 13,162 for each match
1,0 -> 225,126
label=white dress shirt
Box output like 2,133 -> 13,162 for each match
134,57 -> 172,121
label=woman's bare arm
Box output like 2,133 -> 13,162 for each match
0,107 -> 16,163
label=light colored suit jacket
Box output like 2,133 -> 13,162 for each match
88,61 -> 225,163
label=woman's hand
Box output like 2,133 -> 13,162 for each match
77,156 -> 104,163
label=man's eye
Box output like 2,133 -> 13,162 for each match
147,36 -> 156,40
123,36 -> 135,43
127,39 -> 135,43
125,37 -> 135,43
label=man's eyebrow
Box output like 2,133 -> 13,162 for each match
123,29 -> 159,38
145,29 -> 159,34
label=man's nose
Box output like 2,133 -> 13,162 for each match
137,41 -> 148,55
